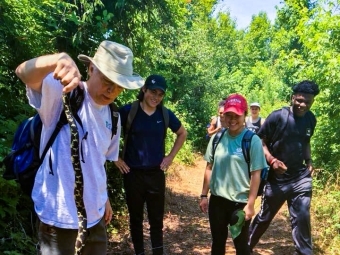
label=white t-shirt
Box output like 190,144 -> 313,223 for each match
216,116 -> 221,128
27,73 -> 121,229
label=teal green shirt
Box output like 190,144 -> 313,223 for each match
204,129 -> 268,203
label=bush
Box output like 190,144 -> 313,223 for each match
0,178 -> 37,254
312,173 -> 340,254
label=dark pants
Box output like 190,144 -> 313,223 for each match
249,176 -> 313,255
124,169 -> 165,255
38,216 -> 107,255
209,194 -> 251,255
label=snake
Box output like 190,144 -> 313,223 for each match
62,93 -> 87,255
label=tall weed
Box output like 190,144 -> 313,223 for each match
312,171 -> 340,254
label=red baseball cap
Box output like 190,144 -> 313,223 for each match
223,94 -> 248,116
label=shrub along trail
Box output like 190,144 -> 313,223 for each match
108,156 -> 295,254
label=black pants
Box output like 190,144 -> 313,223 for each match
209,194 -> 251,255
37,217 -> 107,255
124,169 -> 165,255
249,176 -> 313,254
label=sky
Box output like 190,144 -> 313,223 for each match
214,0 -> 283,29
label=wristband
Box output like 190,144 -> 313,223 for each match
200,194 -> 208,198
270,158 -> 277,166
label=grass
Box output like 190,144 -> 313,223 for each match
312,171 -> 340,254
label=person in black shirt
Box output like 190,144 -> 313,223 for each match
114,75 -> 187,255
248,80 -> 320,255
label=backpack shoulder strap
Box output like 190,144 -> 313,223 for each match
241,130 -> 255,177
108,102 -> 119,139
126,101 -> 139,135
122,100 -> 139,159
40,112 -> 68,163
160,105 -> 169,140
211,128 -> 227,161
161,105 -> 169,130
30,114 -> 42,148
271,106 -> 290,143
160,105 -> 170,154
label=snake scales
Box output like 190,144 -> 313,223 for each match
62,93 -> 87,255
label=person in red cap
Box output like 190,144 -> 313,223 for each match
199,93 -> 268,255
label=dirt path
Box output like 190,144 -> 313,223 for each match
108,157 -> 295,254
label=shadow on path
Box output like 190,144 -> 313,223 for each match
107,160 -> 323,254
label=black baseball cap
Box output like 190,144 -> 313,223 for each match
145,74 -> 167,92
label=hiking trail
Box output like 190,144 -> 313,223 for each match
108,156 -> 295,254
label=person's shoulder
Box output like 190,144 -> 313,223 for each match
165,107 -> 181,123
42,73 -> 63,90
305,110 -> 317,123
160,105 -> 172,115
161,105 -> 170,112
267,107 -> 285,120
250,132 -> 261,143
273,107 -> 286,114
210,115 -> 218,123
306,110 -> 316,118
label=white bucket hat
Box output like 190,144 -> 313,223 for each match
250,102 -> 261,108
78,41 -> 144,89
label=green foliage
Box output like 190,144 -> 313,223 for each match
165,102 -> 195,165
0,180 -> 19,226
312,175 -> 340,254
0,178 -> 36,254
106,161 -> 127,225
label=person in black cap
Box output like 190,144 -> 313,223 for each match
114,74 -> 187,255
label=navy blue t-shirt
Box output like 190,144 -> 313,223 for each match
119,103 -> 182,169
258,107 -> 316,183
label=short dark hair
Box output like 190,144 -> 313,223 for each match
292,80 -> 320,96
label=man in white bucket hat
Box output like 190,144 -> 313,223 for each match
15,40 -> 144,255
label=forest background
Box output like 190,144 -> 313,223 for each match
0,0 -> 340,254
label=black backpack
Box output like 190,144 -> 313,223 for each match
1,87 -> 119,196
212,128 -> 269,196
265,106 -> 290,152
